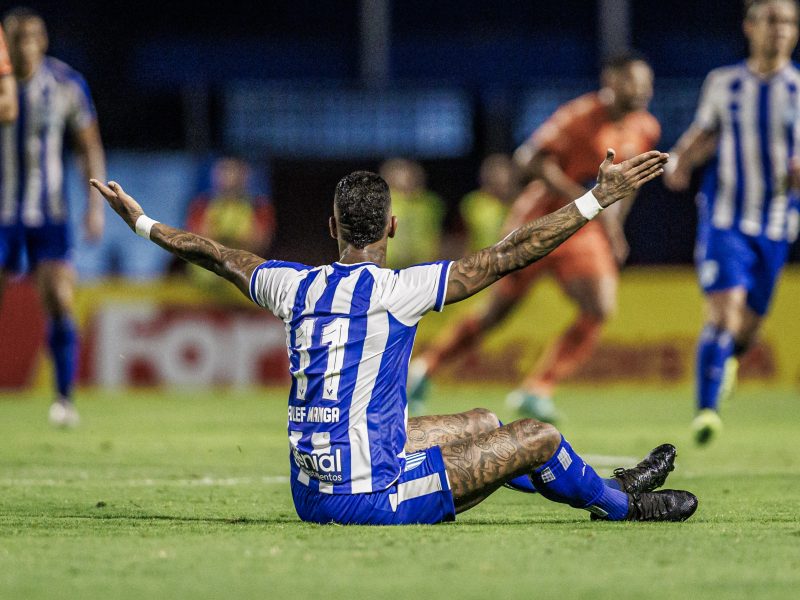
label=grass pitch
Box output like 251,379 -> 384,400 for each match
1,384 -> 799,599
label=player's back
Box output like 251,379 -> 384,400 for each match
250,259 -> 450,494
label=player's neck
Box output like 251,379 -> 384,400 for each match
747,54 -> 791,77
14,56 -> 45,82
337,243 -> 386,267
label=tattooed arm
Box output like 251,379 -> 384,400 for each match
90,180 -> 264,297
445,148 -> 669,304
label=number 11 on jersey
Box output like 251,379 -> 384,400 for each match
293,317 -> 349,402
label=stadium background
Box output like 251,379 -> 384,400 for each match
2,0 -> 799,390
2,3 -> 800,599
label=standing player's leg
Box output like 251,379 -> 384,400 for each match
693,288 -> 745,442
36,260 -> 80,427
509,227 -> 617,422
692,229 -> 765,444
439,419 -> 696,521
406,280 -> 526,413
693,233 -> 789,444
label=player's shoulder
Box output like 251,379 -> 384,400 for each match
555,92 -> 601,122
43,56 -> 87,85
703,63 -> 747,88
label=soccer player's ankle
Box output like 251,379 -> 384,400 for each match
530,436 -> 628,520
696,324 -> 735,411
521,381 -> 554,399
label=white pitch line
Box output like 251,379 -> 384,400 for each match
583,454 -> 639,468
0,475 -> 290,487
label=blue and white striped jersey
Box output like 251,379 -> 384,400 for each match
695,62 -> 800,242
0,57 -> 96,227
250,259 -> 451,495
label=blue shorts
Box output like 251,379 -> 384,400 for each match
291,445 -> 456,525
0,224 -> 72,273
695,227 -> 790,316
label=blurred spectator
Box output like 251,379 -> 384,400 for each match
184,157 -> 275,292
459,154 -> 517,252
379,158 -> 445,267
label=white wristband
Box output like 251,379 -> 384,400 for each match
574,191 -> 604,220
135,215 -> 159,240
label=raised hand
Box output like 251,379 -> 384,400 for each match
89,180 -> 144,231
592,148 -> 669,208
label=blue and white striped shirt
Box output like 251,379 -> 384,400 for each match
695,62 -> 800,242
0,57 -> 96,227
250,259 -> 451,495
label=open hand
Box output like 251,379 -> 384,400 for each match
592,149 -> 669,208
89,180 -> 144,231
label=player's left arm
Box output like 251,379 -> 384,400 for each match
73,121 -> 107,241
90,180 -> 264,297
445,149 -> 668,304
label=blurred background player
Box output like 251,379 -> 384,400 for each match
0,23 -> 17,122
0,8 -> 106,426
379,158 -> 445,267
459,153 -> 517,253
183,156 -> 275,298
665,0 -> 800,444
408,52 -> 660,420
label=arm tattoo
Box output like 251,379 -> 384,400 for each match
150,223 -> 265,297
446,203 -> 586,304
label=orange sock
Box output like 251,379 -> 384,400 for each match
523,314 -> 604,395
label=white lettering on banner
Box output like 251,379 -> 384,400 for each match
93,304 -> 288,387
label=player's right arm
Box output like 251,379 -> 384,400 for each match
0,24 -> 18,123
90,180 -> 264,297
664,71 -> 721,192
663,126 -> 718,192
444,149 -> 668,304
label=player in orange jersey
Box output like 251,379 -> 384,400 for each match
408,52 -> 660,421
0,23 -> 17,122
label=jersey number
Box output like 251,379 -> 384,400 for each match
294,317 -> 349,402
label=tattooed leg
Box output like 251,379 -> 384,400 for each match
405,408 -> 500,453
440,420 -> 631,519
440,419 -> 561,512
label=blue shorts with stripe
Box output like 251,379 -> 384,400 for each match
0,224 -> 72,273
291,445 -> 456,525
695,226 -> 790,316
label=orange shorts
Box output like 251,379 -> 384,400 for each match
496,221 -> 618,301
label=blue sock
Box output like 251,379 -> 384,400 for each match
696,325 -> 734,411
48,317 -> 77,401
530,436 -> 630,520
506,474 -> 621,494
499,421 -> 620,494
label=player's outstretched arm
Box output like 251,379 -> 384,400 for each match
444,148 -> 668,304
90,180 -> 264,297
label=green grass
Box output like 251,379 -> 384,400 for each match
1,384 -> 799,599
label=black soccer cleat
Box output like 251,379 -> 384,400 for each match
590,489 -> 698,522
612,443 -> 677,494
625,490 -> 698,522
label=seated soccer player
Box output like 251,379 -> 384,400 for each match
91,148 -> 698,524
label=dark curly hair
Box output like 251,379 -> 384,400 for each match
333,171 -> 391,249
